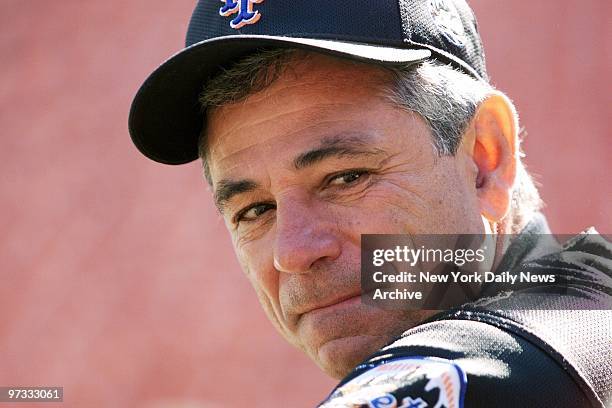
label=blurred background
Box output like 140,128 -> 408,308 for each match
0,0 -> 610,407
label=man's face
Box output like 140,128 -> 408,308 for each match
205,53 -> 485,378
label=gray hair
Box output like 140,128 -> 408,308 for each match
198,49 -> 542,231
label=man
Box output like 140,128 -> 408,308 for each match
128,0 -> 611,406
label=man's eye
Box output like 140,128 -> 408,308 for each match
235,203 -> 275,223
328,170 -> 369,187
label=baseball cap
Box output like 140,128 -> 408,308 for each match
129,0 -> 487,165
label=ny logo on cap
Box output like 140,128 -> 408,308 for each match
219,0 -> 264,29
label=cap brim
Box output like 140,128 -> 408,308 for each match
128,35 -> 432,165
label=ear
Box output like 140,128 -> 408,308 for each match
471,91 -> 518,223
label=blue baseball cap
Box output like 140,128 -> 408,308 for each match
129,0 -> 487,165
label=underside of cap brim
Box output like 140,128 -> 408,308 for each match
128,35 -> 432,165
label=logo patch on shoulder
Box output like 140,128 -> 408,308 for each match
219,0 -> 264,29
320,357 -> 467,408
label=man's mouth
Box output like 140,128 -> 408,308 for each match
291,292 -> 364,329
306,293 -> 363,315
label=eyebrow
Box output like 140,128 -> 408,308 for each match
213,133 -> 385,213
214,179 -> 259,213
293,133 -> 385,170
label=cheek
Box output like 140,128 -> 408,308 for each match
234,235 -> 296,327
341,178 -> 433,234
233,237 -> 310,349
348,165 -> 481,235
417,161 -> 483,233
234,237 -> 278,298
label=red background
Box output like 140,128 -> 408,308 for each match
1,1 -> 610,407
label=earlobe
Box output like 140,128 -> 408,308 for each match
471,92 -> 518,223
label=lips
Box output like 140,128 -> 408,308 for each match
288,291 -> 363,327
306,293 -> 362,314
279,270 -> 363,329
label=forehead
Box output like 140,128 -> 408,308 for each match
203,53 -> 394,179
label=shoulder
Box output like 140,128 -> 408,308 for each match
320,317 -> 601,407
320,230 -> 612,407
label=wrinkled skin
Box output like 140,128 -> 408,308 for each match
205,53 -> 516,379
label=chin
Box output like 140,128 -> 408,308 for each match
316,334 -> 392,379
294,306 -> 438,379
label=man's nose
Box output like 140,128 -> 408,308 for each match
272,196 -> 342,274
